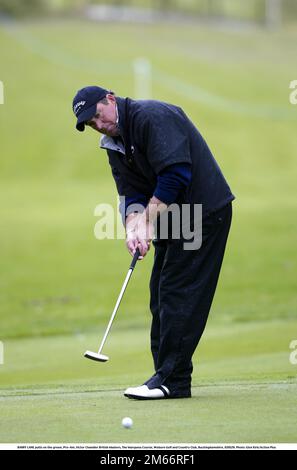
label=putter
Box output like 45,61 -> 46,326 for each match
84,248 -> 141,363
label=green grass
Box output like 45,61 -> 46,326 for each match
0,19 -> 297,443
0,321 -> 296,443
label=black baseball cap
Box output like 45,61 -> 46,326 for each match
72,86 -> 110,132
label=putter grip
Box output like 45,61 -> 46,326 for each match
130,248 -> 141,270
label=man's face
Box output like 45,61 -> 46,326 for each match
86,94 -> 119,136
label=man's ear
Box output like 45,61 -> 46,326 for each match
107,93 -> 116,103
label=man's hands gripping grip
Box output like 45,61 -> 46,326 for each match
125,211 -> 154,259
125,196 -> 168,259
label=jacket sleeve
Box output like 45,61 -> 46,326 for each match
153,162 -> 192,205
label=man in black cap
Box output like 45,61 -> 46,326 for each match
72,86 -> 235,400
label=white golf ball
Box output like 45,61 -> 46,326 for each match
122,417 -> 133,429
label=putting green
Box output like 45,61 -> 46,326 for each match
0,320 -> 296,443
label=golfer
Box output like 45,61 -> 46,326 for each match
72,86 -> 235,400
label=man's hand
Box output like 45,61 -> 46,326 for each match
125,212 -> 145,259
125,212 -> 153,259
125,197 -> 167,259
133,214 -> 154,258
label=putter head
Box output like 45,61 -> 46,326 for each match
84,350 -> 109,362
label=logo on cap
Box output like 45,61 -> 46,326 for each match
73,100 -> 86,116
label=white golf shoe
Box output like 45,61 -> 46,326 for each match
124,384 -> 170,400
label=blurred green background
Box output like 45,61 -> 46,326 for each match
1,0 -> 297,26
0,0 -> 296,443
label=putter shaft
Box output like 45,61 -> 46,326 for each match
85,249 -> 141,362
97,266 -> 134,355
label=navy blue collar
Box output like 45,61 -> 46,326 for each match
116,96 -> 134,162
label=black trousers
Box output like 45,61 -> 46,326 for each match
145,203 -> 233,397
